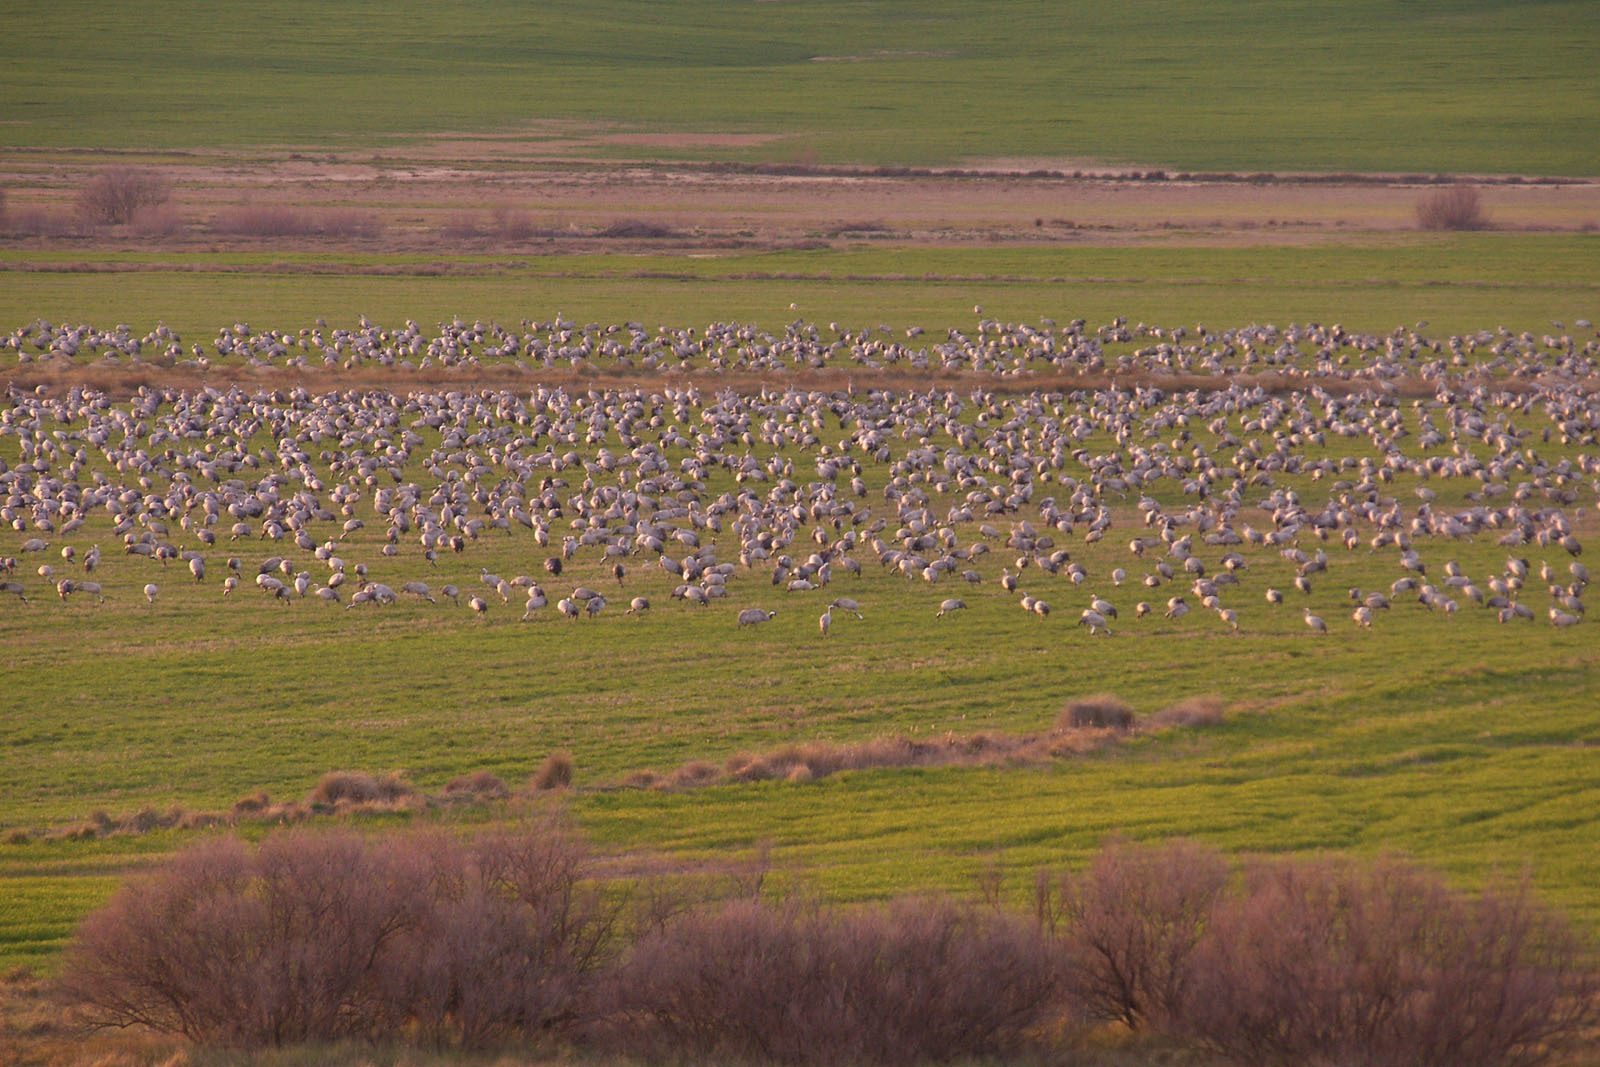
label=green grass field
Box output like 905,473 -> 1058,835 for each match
2,372 -> 1598,974
4,235 -> 1598,344
6,0 -> 1598,173
4,4 -> 1599,1051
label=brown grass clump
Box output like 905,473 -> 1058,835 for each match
1059,695 -> 1137,731
531,751 -> 575,792
1416,183 -> 1490,231
75,167 -> 171,227
443,769 -> 509,800
307,770 -> 416,809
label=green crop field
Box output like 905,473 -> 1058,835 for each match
2,359 -> 1598,977
3,2 -> 1599,1060
5,0 -> 1599,174
4,235 -> 1598,345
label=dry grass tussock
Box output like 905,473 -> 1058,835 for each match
642,694 -> 1227,790
7,761 -> 572,843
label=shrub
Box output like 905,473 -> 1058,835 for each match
59,818 -> 609,1050
58,832 -> 437,1045
1175,855 -> 1600,1066
1059,694 -> 1137,731
1416,183 -> 1489,231
384,819 -> 615,1048
76,167 -> 171,227
607,895 -> 1060,1065
1040,838 -> 1228,1029
531,751 -> 574,791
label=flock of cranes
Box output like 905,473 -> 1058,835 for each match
2,318 -> 1596,644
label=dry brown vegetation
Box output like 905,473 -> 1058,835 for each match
74,167 -> 172,228
645,695 -> 1226,790
49,829 -> 1600,1065
4,762 -> 576,844
1417,183 -> 1491,231
4,150 -> 1596,258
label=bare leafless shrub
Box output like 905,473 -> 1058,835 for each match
384,816 -> 615,1049
1175,855 -> 1600,1066
1417,183 -> 1490,231
531,751 -> 574,792
76,167 -> 171,227
1039,838 -> 1228,1030
59,818 -> 609,1050
1059,694 -> 1137,731
606,895 -> 1060,1065
58,832 -> 436,1045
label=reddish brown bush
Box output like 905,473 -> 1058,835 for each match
59,818 -> 609,1050
76,167 -> 171,227
1176,856 -> 1599,1066
608,895 -> 1060,1065
1417,183 -> 1490,231
1040,838 -> 1228,1029
1143,695 -> 1227,730
383,818 -> 616,1048
58,832 -> 436,1045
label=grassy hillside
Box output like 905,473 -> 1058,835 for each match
5,0 -> 1597,173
